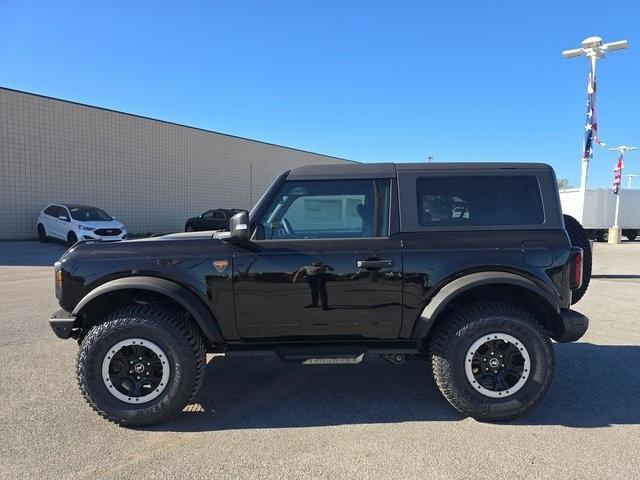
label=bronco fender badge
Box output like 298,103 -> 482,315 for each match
213,260 -> 228,273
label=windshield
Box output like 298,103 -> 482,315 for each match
68,207 -> 113,222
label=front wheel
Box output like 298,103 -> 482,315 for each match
185,224 -> 195,232
429,302 -> 554,422
76,305 -> 206,426
67,231 -> 78,247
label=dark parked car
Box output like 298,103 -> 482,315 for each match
184,209 -> 242,232
49,162 -> 589,427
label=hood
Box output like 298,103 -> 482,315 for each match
73,219 -> 126,229
60,230 -> 233,265
128,230 -> 231,242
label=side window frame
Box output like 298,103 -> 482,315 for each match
397,169 -> 560,232
252,178 -> 396,241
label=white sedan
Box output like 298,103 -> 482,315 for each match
37,204 -> 127,247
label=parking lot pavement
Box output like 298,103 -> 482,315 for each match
1,241 -> 639,480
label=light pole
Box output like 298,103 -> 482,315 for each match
608,145 -> 637,243
624,173 -> 639,189
562,36 -> 628,224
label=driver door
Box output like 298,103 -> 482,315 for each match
233,177 -> 403,340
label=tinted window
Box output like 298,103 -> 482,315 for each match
213,211 -> 226,220
201,210 -> 215,219
256,179 -> 390,239
416,176 -> 544,227
44,206 -> 59,217
68,206 -> 113,221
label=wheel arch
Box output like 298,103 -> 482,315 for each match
412,272 -> 561,340
72,276 -> 223,345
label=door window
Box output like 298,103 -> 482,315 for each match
57,207 -> 70,221
44,206 -> 59,217
255,179 -> 391,240
201,210 -> 215,219
212,211 -> 226,220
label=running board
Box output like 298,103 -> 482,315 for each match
280,353 -> 366,365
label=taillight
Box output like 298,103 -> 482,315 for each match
571,248 -> 583,290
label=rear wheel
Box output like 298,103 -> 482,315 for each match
67,231 -> 78,247
185,224 -> 195,232
76,305 -> 206,426
37,224 -> 48,242
429,302 -> 554,422
624,230 -> 637,241
563,214 -> 592,304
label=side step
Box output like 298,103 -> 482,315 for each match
222,342 -> 420,364
280,353 -> 365,365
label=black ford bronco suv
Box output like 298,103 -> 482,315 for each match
49,162 -> 589,426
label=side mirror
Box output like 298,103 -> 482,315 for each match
58,215 -> 69,222
228,211 -> 250,242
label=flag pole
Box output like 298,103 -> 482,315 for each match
608,146 -> 637,243
562,36 -> 628,225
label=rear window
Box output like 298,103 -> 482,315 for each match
416,175 -> 544,227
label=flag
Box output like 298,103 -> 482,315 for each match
612,155 -> 623,194
582,72 -> 605,163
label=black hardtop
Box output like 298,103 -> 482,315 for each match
287,162 -> 554,180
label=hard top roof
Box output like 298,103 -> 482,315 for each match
286,162 -> 553,180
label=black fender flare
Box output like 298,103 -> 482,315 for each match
411,271 -> 560,338
72,276 -> 223,343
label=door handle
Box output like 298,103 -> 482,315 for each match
356,259 -> 393,269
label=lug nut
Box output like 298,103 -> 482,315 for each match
136,376 -> 141,380
138,357 -> 142,361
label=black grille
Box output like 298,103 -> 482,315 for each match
94,228 -> 122,237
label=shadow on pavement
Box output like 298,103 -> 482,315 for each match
149,343 -> 640,432
0,241 -> 67,266
591,274 -> 640,279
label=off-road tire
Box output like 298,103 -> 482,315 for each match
67,231 -> 78,248
563,214 -> 592,304
76,305 -> 206,427
429,301 -> 554,422
37,224 -> 48,242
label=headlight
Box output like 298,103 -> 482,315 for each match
78,225 -> 95,231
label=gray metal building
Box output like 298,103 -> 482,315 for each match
0,87 -> 353,240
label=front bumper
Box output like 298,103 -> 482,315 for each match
553,308 -> 589,343
49,309 -> 76,339
80,232 -> 127,241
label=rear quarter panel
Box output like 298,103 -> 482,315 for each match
396,165 -> 572,337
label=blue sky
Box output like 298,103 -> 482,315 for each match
1,0 -> 639,187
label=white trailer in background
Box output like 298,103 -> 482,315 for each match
560,188 -> 640,241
